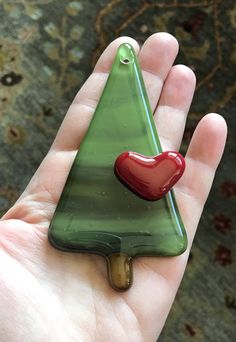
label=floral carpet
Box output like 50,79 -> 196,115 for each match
0,0 -> 235,341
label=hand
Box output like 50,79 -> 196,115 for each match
0,33 -> 227,342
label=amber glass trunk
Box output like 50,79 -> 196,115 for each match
48,43 -> 187,290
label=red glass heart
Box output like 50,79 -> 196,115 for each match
114,151 -> 185,201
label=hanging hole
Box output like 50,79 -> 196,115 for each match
121,58 -> 130,64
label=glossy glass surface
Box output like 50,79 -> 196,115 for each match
114,151 -> 185,201
48,43 -> 188,290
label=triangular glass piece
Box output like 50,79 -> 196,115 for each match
49,43 -> 187,291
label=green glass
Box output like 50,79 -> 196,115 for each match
48,43 -> 187,291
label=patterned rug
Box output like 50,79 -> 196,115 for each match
0,0 -> 235,340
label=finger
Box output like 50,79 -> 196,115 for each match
120,114 -> 227,340
128,114 -> 227,317
154,64 -> 196,151
51,36 -> 139,152
175,113 -> 227,245
139,32 -> 179,112
52,32 -> 179,152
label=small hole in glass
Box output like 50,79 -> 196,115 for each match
121,58 -> 130,64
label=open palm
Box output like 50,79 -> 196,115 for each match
0,33 -> 227,342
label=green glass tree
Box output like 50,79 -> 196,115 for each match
48,43 -> 187,291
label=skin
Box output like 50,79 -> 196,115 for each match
0,33 -> 227,342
